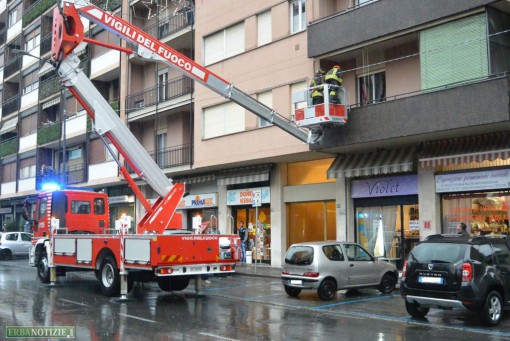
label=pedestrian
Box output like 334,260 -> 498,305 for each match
309,68 -> 325,105
456,222 -> 470,237
324,65 -> 343,103
238,221 -> 248,262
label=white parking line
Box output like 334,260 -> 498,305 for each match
118,313 -> 157,323
198,332 -> 239,341
60,299 -> 88,307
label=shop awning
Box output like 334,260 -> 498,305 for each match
419,132 -> 510,169
217,164 -> 273,185
175,173 -> 216,184
327,148 -> 415,179
0,117 -> 18,135
42,97 -> 60,109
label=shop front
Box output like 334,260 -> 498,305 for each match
108,195 -> 135,231
177,192 -> 218,233
227,186 -> 271,263
352,174 -> 419,269
436,168 -> 510,235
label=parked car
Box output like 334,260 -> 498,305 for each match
0,232 -> 33,260
281,241 -> 398,301
400,234 -> 510,326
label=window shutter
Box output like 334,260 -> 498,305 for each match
225,22 -> 244,58
420,14 -> 488,89
203,102 -> 245,139
204,31 -> 224,65
257,11 -> 271,47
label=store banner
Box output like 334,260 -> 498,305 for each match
351,175 -> 418,198
178,193 -> 218,209
227,187 -> 270,206
436,169 -> 510,193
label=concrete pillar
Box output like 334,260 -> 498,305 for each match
335,176 -> 349,242
418,167 -> 441,240
270,163 -> 286,268
218,184 -> 228,234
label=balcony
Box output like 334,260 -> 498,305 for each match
93,0 -> 121,12
36,163 -> 87,189
39,33 -> 52,56
2,94 -> 20,116
314,73 -> 510,152
308,0 -> 495,57
39,76 -> 61,99
37,121 -> 61,145
126,143 -> 192,172
4,55 -> 21,79
144,11 -> 193,40
0,26 -> 6,46
23,0 -> 55,27
126,76 -> 192,113
0,137 -> 18,158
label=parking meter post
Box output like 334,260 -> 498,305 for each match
255,206 -> 258,273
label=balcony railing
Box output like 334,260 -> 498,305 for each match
2,94 -> 20,116
23,0 -> 54,27
144,11 -> 194,40
40,33 -> 52,56
36,162 -> 87,189
0,26 -> 6,46
39,75 -> 61,99
126,76 -> 192,112
37,120 -> 61,145
0,137 -> 18,158
125,143 -> 192,172
66,163 -> 87,184
93,0 -> 121,12
4,55 -> 21,79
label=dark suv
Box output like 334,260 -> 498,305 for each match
400,234 -> 510,326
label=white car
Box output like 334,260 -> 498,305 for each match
282,241 -> 398,301
0,232 -> 33,260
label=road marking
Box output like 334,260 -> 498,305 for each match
118,313 -> 157,323
60,299 -> 88,307
198,332 -> 239,340
312,294 -> 400,309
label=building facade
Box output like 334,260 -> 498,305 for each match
0,0 -> 509,269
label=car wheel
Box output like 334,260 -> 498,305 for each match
378,274 -> 396,294
99,255 -> 120,297
37,252 -> 50,284
284,285 -> 302,297
405,300 -> 429,319
0,249 -> 12,260
480,291 -> 503,327
318,279 -> 337,301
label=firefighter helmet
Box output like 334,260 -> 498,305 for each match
316,68 -> 325,76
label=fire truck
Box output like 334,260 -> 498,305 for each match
24,0 -> 348,298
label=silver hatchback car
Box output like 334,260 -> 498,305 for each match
281,241 -> 398,301
0,232 -> 33,260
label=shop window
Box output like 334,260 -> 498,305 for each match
287,201 -> 335,245
287,158 -> 335,185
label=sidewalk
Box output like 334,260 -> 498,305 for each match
234,262 -> 282,279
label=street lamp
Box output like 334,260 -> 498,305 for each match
11,49 -> 56,68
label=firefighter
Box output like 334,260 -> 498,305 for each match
325,65 -> 343,103
309,68 -> 325,105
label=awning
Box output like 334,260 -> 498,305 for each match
174,174 -> 216,184
419,132 -> 510,169
217,164 -> 273,185
38,61 -> 55,77
327,148 -> 415,179
0,117 -> 18,135
42,97 -> 60,109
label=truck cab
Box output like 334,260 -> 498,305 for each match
30,190 -> 110,237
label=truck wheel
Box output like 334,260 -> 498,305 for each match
405,300 -> 429,318
284,285 -> 302,297
157,277 -> 173,291
481,291 -> 503,326
378,274 -> 396,294
99,256 -> 120,297
318,279 -> 336,301
172,276 -> 191,291
37,252 -> 50,283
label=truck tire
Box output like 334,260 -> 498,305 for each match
37,252 -> 50,284
99,255 -> 120,297
480,291 -> 503,327
172,276 -> 191,291
157,277 -> 173,291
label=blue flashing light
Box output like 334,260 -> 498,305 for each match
42,182 -> 61,191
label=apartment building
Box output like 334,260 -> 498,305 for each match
1,0 -> 509,269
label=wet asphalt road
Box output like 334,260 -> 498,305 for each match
1,259 -> 510,340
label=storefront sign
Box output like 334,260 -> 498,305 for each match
108,195 -> 135,204
0,207 -> 12,214
435,169 -> 510,193
178,193 -> 218,209
227,187 -> 270,206
351,175 -> 418,198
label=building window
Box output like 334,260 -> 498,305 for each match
68,148 -> 82,161
287,158 -> 335,185
158,71 -> 168,102
24,33 -> 41,52
203,102 -> 245,139
257,11 -> 271,47
290,81 -> 307,121
290,0 -> 306,34
8,9 -> 17,28
204,22 -> 245,65
257,91 -> 272,127
357,71 -> 386,105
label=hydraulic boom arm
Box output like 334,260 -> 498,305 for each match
54,0 -> 311,144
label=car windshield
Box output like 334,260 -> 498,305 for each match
285,246 -> 314,265
410,242 -> 467,264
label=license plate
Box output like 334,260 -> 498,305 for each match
418,276 -> 444,284
290,280 -> 302,285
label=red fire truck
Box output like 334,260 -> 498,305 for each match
24,0 -> 347,298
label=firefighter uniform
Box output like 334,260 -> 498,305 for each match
310,69 -> 325,105
325,65 -> 343,103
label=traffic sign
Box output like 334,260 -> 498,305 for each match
252,190 -> 262,207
